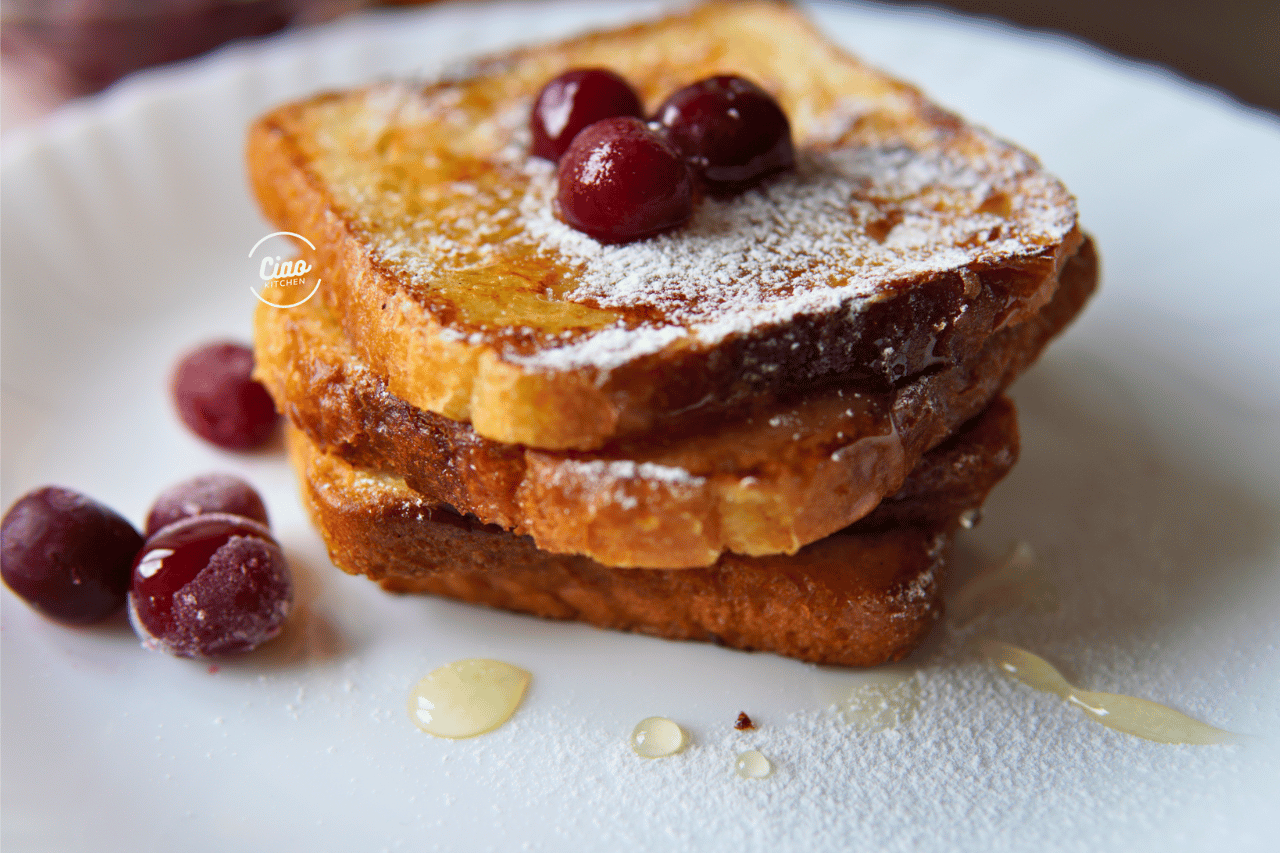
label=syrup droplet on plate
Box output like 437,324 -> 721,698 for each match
950,541 -> 1058,627
407,658 -> 530,739
836,668 -> 921,733
976,639 -> 1236,744
631,716 -> 687,758
734,749 -> 772,779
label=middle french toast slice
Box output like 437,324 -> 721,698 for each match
254,240 -> 1093,569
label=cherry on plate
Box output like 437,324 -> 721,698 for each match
172,341 -> 279,450
655,75 -> 794,193
145,473 -> 269,536
530,68 -> 644,162
128,513 -> 291,658
556,116 -> 694,244
1,486 -> 143,625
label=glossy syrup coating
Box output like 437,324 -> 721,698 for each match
128,513 -> 291,658
655,75 -> 794,193
556,116 -> 694,244
1,486 -> 143,625
172,341 -> 279,450
530,68 -> 643,161
145,473 -> 269,536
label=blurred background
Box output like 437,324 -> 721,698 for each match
2,0 -> 1278,132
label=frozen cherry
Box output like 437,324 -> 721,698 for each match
530,68 -> 643,161
145,473 -> 269,536
1,486 -> 143,625
172,341 -> 278,450
655,75 -> 794,193
556,117 -> 693,244
128,513 -> 291,658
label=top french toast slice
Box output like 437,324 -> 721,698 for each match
247,0 -> 1081,451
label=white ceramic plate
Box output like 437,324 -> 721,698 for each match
3,3 -> 1279,850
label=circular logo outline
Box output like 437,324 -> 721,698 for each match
249,231 -> 322,308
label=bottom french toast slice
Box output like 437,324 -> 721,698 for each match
286,397 -> 1018,667
256,238 -> 1094,570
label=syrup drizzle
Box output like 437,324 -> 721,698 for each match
735,749 -> 773,779
407,658 -> 530,739
977,639 -> 1236,745
631,716 -> 687,758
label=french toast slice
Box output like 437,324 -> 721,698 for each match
247,0 -> 1082,452
254,238 -> 1094,569
288,396 -> 1018,666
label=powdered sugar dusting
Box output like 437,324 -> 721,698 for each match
517,140 -> 1070,351
558,458 -> 705,486
311,80 -> 1076,374
507,322 -> 687,375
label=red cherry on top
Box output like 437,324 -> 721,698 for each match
556,116 -> 694,244
530,68 -> 643,162
655,75 -> 794,193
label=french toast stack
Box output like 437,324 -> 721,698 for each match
248,1 -> 1096,665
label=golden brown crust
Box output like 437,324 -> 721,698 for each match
253,238 -> 1094,568
286,395 -> 1018,665
246,0 -> 1082,451
866,396 -> 1019,530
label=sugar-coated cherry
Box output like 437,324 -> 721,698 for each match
1,486 -> 143,625
655,75 -> 794,193
128,513 -> 291,658
556,117 -> 694,244
530,68 -> 644,162
172,341 -> 278,450
145,473 -> 269,536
